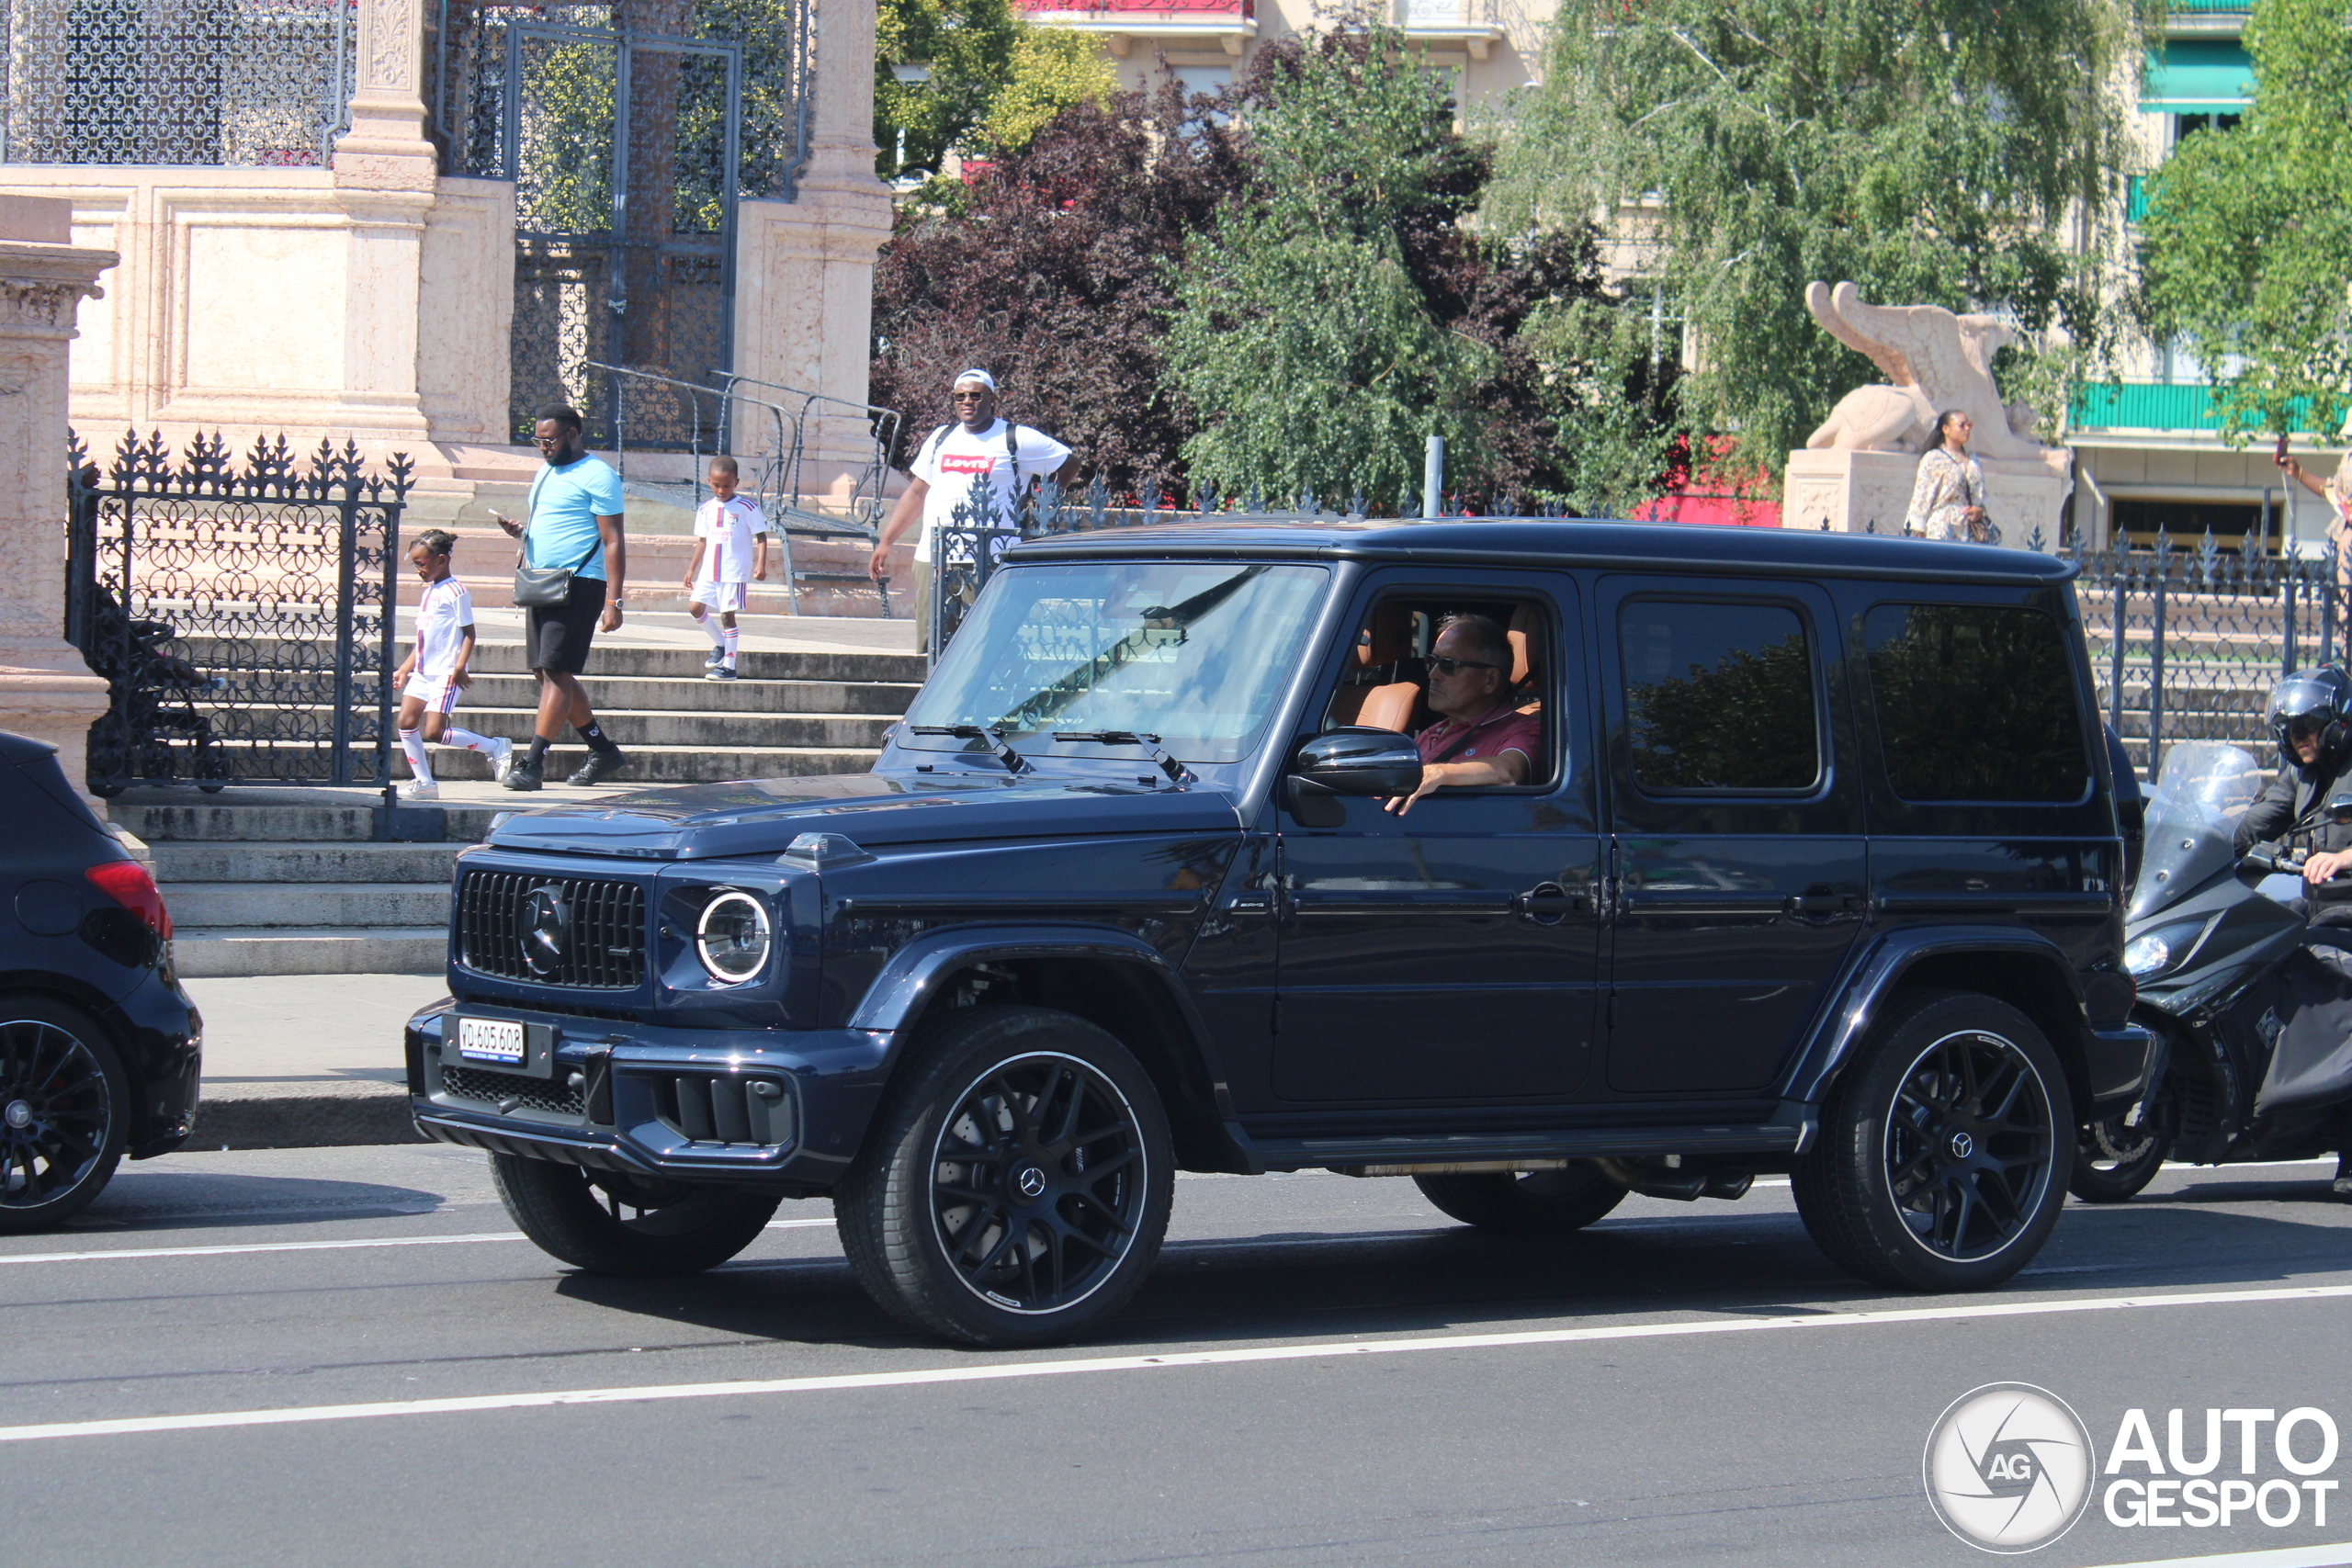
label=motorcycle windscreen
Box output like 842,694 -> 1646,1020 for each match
2131,741 -> 2267,920
2256,927 -> 2352,1116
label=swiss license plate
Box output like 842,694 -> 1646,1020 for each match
456,1016 -> 526,1066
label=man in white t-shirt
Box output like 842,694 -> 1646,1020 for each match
681,455 -> 768,682
869,368 -> 1075,652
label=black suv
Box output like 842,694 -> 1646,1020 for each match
407,521 -> 2154,1344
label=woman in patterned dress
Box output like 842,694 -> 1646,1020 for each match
1904,409 -> 1992,542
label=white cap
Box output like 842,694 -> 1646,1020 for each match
952,367 -> 997,392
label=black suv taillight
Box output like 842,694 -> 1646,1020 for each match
85,860 -> 172,941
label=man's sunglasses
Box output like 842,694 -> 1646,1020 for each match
2287,716 -> 2332,740
1427,656 -> 1499,676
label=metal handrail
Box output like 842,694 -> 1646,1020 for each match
710,371 -> 903,534
583,361 -> 808,613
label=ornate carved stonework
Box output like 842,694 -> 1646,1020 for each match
363,0 -> 420,91
0,279 -> 102,330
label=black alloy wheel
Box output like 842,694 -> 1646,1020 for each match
1794,990 -> 2071,1292
1413,1163 -> 1629,1235
837,1006 -> 1174,1347
0,999 -> 130,1231
490,1154 -> 780,1277
2069,1087 -> 2177,1203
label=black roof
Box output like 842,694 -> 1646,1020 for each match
1005,516 -> 2077,585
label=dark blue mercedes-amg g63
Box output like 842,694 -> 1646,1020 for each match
406,520 -> 2154,1345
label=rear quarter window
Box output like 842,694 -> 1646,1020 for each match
1861,603 -> 2088,803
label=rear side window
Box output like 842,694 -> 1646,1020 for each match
1620,600 -> 1821,792
1862,604 -> 2088,803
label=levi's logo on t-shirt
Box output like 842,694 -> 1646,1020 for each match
938,454 -> 996,476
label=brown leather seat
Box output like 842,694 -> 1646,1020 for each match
1328,604 -> 1423,732
1508,602 -> 1543,716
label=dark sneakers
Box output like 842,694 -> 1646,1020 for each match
503,761 -> 544,792
568,750 -> 628,787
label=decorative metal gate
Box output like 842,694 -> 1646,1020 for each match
64,431 -> 413,795
433,0 -> 812,449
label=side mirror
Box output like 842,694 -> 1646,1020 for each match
2328,795 -> 2352,825
1292,728 -> 1423,798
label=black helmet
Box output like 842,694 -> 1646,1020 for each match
2267,665 -> 2352,772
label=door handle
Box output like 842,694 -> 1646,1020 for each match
1513,883 -> 1589,923
1788,891 -> 1863,916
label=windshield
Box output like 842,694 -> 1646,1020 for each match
2130,740 -> 2265,919
901,562 -> 1331,765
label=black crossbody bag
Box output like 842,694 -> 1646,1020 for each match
513,468 -> 601,607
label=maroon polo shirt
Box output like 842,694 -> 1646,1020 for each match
1415,703 -> 1541,769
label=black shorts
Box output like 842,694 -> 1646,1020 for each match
526,576 -> 605,674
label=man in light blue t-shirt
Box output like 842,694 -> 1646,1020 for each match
491,404 -> 630,790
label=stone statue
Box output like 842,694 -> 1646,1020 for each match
1801,281 -> 2051,459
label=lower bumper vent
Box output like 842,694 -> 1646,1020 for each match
650,1073 -> 792,1147
441,1065 -> 585,1118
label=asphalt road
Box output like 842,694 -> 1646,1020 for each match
6,1146 -> 2351,1568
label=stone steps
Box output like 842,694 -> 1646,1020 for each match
174,927 -> 448,978
147,839 -> 465,884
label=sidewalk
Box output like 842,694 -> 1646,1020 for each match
181,974 -> 440,1148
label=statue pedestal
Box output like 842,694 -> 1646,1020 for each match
0,197 -> 116,807
1782,446 -> 2073,552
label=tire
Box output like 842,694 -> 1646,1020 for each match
1413,1163 -> 1628,1235
0,997 -> 131,1231
2069,1087 -> 2177,1203
490,1154 -> 779,1277
1793,990 -> 2072,1292
835,1005 -> 1176,1348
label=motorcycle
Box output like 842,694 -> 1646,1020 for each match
2073,740 -> 2352,1201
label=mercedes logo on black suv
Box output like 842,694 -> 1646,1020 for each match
521,885 -> 569,976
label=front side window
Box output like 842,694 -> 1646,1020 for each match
1620,600 -> 1820,793
902,562 -> 1329,764
1863,604 -> 2088,803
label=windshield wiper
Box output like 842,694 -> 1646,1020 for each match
908,725 -> 1027,774
1052,731 -> 1195,787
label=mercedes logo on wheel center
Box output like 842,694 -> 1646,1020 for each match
1924,1382 -> 2098,1552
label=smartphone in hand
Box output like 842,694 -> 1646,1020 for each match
2276,434 -> 2291,466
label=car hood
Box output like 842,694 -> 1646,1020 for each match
484,772 -> 1245,860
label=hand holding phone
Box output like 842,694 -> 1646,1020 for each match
492,509 -> 523,538
2276,434 -> 2291,467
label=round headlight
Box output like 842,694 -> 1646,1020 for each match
695,890 -> 772,985
2122,932 -> 2171,979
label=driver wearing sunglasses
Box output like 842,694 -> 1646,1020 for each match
1383,613 -> 1541,816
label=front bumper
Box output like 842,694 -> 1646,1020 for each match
2083,1019 -> 2162,1115
404,998 -> 890,1190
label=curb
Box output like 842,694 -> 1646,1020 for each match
191,1089 -> 426,1150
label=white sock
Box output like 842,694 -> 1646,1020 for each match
444,727 -> 495,753
721,626 -> 740,666
697,608 -> 725,647
399,728 -> 432,784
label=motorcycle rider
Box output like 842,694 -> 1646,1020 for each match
2233,664 -> 2352,1194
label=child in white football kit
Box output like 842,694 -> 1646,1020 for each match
393,530 -> 512,798
683,456 -> 769,681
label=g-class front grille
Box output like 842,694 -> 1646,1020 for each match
440,1065 -> 586,1117
458,870 -> 646,989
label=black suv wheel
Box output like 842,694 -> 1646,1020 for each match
835,1006 -> 1175,1348
1413,1164 -> 1627,1235
491,1156 -> 780,1276
1793,991 -> 2071,1292
0,997 -> 130,1231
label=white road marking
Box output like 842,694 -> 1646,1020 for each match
5,1280 -> 2350,1445
0,1217 -> 835,1267
2086,1544 -> 2352,1568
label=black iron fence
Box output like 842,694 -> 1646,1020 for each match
65,431 -> 413,796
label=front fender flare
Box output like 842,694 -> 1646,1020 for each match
847,921 -> 1214,1052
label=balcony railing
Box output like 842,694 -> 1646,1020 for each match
2072,381 -> 2317,434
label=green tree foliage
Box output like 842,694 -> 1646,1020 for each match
2137,0 -> 2352,443
1487,0 -> 2160,486
1625,633 -> 1817,792
875,0 -> 1113,182
1167,28 -> 1497,512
